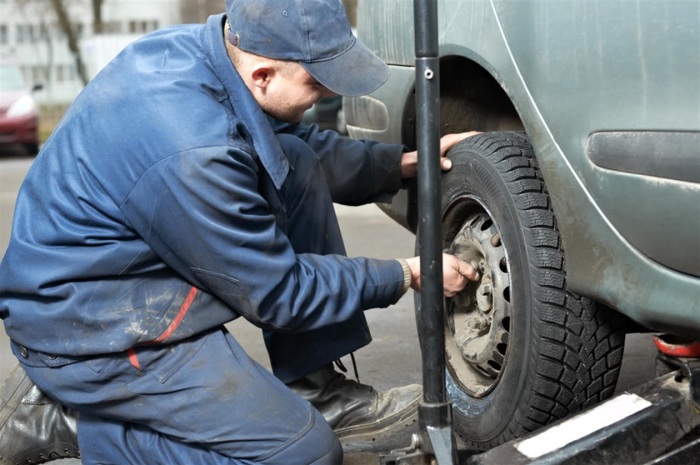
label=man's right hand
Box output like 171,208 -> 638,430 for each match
404,254 -> 480,297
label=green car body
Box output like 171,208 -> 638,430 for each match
346,0 -> 700,338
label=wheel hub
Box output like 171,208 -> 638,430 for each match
445,210 -> 511,397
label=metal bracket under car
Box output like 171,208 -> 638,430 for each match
464,347 -> 700,465
380,404 -> 459,465
654,334 -> 700,410
382,361 -> 700,465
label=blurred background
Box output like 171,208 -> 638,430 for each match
0,0 -> 357,156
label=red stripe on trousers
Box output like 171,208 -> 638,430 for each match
127,348 -> 141,370
153,286 -> 199,343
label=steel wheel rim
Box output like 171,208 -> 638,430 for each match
444,199 -> 513,398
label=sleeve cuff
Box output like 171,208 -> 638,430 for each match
397,259 -> 412,295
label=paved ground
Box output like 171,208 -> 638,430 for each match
0,155 -> 657,463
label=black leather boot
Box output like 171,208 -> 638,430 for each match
287,364 -> 422,453
0,364 -> 80,465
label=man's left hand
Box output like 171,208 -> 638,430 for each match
400,131 -> 480,178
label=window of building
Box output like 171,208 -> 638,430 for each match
16,24 -> 30,43
102,21 -> 122,34
20,66 -> 31,83
15,24 -> 47,44
128,19 -> 160,34
32,65 -> 48,84
55,64 -> 76,83
38,24 -> 49,41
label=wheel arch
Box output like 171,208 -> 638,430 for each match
400,55 -> 524,151
397,55 -> 526,232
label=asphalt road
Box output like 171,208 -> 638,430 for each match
0,153 -> 658,463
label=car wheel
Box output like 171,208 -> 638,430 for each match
24,143 -> 39,156
421,131 -> 626,450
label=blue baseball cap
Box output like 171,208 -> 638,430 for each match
225,0 -> 390,97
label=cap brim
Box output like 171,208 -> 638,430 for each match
300,38 -> 390,97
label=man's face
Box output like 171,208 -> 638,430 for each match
260,63 -> 336,123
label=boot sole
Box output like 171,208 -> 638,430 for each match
335,394 -> 420,453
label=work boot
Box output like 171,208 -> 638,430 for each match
0,363 -> 80,465
287,364 -> 422,453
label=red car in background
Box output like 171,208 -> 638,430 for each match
0,61 -> 42,156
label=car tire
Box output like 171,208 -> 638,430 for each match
24,143 -> 39,156
419,131 -> 626,450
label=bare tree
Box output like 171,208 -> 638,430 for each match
14,1 -> 52,84
342,0 -> 357,27
179,0 -> 356,27
49,0 -> 88,86
92,0 -> 104,34
45,0 -> 105,87
179,0 -> 222,24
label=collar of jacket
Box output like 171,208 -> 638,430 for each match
205,13 -> 290,190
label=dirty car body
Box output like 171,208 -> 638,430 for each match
346,0 -> 700,451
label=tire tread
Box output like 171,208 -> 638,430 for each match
447,132 -> 625,449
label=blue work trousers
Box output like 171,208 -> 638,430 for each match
17,134 -> 372,464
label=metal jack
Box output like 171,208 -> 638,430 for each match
381,1 -> 458,464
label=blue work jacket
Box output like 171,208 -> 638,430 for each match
0,14 -> 407,356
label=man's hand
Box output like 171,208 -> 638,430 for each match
400,131 -> 480,179
404,254 -> 480,297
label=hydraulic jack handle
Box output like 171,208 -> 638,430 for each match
381,1 -> 459,464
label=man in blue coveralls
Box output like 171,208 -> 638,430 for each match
0,0 -> 479,464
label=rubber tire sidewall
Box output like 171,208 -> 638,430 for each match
432,132 -> 541,448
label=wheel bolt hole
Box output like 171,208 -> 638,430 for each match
502,316 -> 511,332
503,286 -> 511,303
497,343 -> 507,355
480,219 -> 493,231
490,233 -> 501,247
499,257 -> 508,273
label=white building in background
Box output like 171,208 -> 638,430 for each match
0,0 -> 221,105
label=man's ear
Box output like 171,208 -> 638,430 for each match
250,63 -> 275,90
